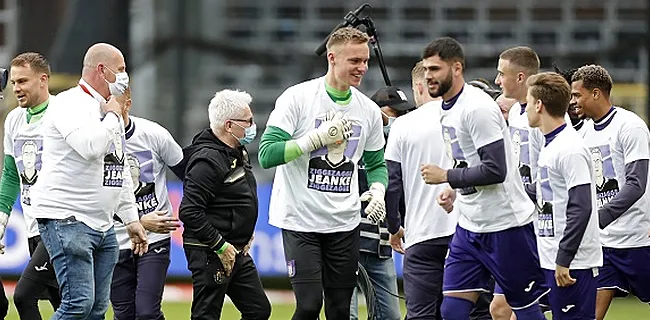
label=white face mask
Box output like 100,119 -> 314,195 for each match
104,67 -> 129,96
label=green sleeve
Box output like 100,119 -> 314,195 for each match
0,155 -> 20,215
362,149 -> 388,188
258,126 -> 304,169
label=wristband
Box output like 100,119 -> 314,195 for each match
216,242 -> 229,254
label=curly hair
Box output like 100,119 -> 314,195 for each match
571,64 -> 613,96
552,63 -> 578,84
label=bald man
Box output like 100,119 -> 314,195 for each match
31,43 -> 147,319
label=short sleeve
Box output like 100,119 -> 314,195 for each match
384,117 -> 403,163
619,123 -> 650,164
466,102 -> 504,149
364,103 -> 385,152
266,88 -> 299,136
156,125 -> 183,166
560,150 -> 593,189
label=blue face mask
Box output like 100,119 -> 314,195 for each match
382,111 -> 396,136
232,122 -> 257,145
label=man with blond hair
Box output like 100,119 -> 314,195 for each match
259,26 -> 387,319
411,61 -> 441,107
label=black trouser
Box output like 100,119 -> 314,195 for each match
14,236 -> 60,320
184,247 -> 271,320
282,226 -> 360,320
111,239 -> 171,320
0,277 -> 8,319
403,237 -> 492,320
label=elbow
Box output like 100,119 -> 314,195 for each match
258,155 -> 272,169
491,165 -> 507,184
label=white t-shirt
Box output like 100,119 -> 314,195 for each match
3,97 -> 53,237
582,107 -> 650,248
384,101 -> 457,248
440,84 -> 534,233
266,77 -> 385,233
508,102 -> 537,185
31,82 -> 139,232
535,125 -> 602,270
114,116 -> 183,250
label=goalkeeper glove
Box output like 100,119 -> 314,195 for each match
360,183 -> 386,224
297,111 -> 353,153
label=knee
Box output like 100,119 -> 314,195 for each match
441,296 -> 474,320
63,297 -> 94,318
490,296 -> 513,320
295,294 -> 322,318
252,300 -> 271,320
134,309 -> 163,320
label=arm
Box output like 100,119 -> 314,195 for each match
447,139 -> 507,188
0,155 -> 19,216
362,149 -> 388,188
599,159 -> 648,228
62,112 -> 121,160
258,126 -> 304,169
556,151 -> 596,267
114,154 -> 139,225
557,184 -> 592,267
446,104 -> 507,188
385,160 -> 403,234
178,159 -> 227,250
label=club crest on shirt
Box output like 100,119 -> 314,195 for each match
14,138 -> 43,206
287,260 -> 296,278
103,129 -> 125,187
307,115 -> 361,194
536,167 -> 554,237
589,145 -> 619,207
126,151 -> 158,217
442,125 -> 476,195
509,127 -> 532,184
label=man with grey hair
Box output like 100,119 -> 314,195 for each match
179,89 -> 271,319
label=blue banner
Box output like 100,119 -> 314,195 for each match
0,182 -> 403,277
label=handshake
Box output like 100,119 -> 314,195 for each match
299,111 -> 354,152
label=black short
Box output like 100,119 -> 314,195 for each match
21,236 -> 58,288
282,226 -> 359,289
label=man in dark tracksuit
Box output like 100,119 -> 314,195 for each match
179,89 -> 270,320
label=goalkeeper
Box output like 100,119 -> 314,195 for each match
258,26 -> 388,320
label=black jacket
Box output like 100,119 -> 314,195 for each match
178,129 -> 258,251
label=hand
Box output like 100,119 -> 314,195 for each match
421,163 -> 448,185
0,212 -> 9,241
390,227 -> 405,254
126,221 -> 148,256
305,111 -> 353,151
437,188 -> 456,213
101,96 -> 121,115
555,265 -> 576,287
217,243 -> 239,276
242,235 -> 254,256
360,183 -> 386,224
140,211 -> 181,234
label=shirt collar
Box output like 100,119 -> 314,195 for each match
544,123 -> 567,146
78,79 -> 107,104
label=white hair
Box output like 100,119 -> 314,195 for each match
208,89 -> 252,132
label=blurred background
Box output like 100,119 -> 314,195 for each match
0,0 -> 648,317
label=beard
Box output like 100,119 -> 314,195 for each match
428,70 -> 453,98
